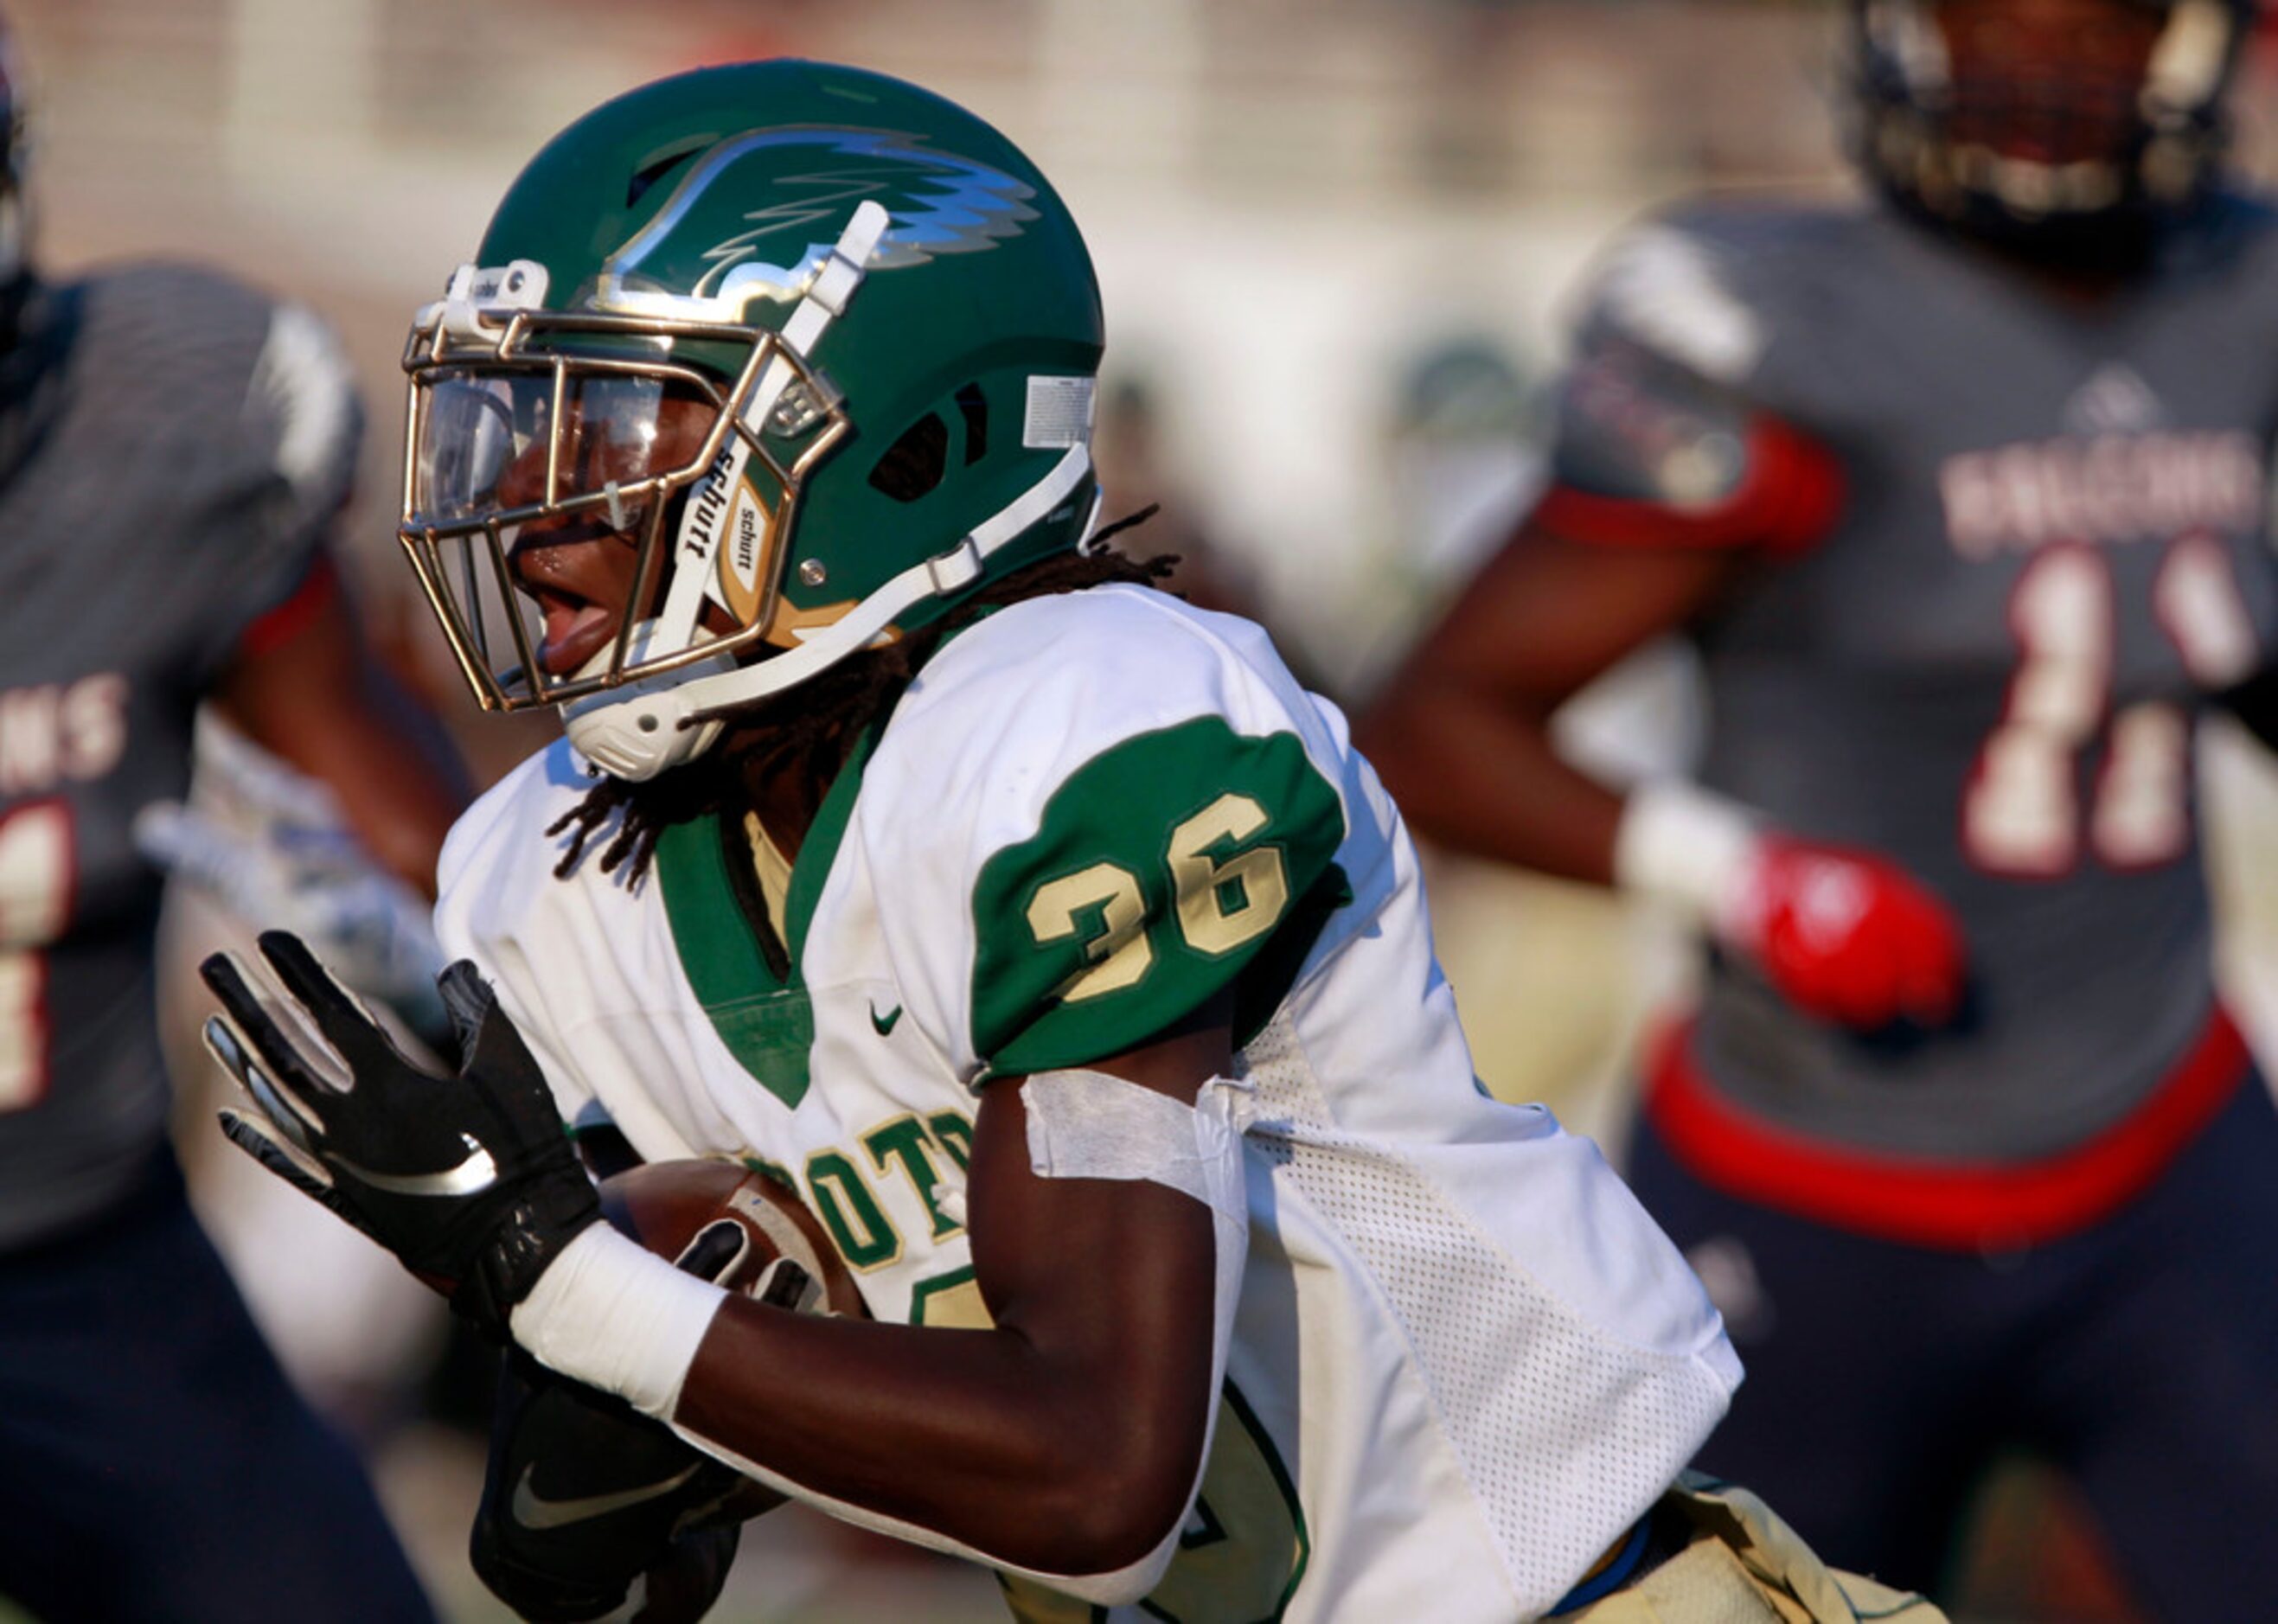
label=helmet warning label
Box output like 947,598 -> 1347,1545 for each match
1023,376 -> 1096,450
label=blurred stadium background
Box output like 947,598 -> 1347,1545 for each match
11,1 -> 2278,1619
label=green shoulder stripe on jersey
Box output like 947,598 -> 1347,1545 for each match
786,726 -> 881,964
970,717 -> 1344,1077
654,727 -> 880,1109
654,813 -> 813,1109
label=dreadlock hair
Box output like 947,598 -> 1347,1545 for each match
547,515 -> 1176,885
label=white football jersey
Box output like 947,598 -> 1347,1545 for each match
436,585 -> 1741,1621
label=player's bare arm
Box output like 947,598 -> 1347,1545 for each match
1357,521 -> 1741,885
1359,307 -> 1966,1031
675,999 -> 1231,1573
201,931 -> 1233,1582
1359,296 -> 1825,887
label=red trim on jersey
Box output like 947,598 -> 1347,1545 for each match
235,554 -> 340,662
1537,417 -> 1846,558
1642,1004 -> 2249,1251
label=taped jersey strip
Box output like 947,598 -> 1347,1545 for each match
1021,1067 -> 1246,1220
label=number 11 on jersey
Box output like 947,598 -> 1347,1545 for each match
1964,535 -> 2257,877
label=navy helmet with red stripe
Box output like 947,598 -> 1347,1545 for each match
1849,0 -> 2256,259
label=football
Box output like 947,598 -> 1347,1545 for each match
598,1159 -> 868,1320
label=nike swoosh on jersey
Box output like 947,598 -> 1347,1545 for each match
510,1461 -> 703,1531
334,1133 -> 499,1197
870,1002 -> 903,1035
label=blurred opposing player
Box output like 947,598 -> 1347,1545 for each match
196,60 -> 1942,1624
1360,0 -> 2278,1612
0,16 -> 461,1620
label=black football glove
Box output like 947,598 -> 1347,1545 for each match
200,930 -> 600,1339
471,1208 -> 777,1624
471,1353 -> 749,1623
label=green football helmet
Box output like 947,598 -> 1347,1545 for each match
398,60 -> 1104,779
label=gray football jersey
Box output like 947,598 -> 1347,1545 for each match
0,264 -> 358,1249
1559,195 -> 2278,1164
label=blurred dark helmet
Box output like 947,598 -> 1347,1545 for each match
0,11 -> 25,293
1849,0 -> 2256,261
0,13 -> 31,318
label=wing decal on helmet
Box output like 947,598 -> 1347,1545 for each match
661,201 -> 891,647
594,128 -> 1037,322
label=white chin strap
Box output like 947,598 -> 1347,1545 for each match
559,444 -> 1097,782
686,439 -> 1094,694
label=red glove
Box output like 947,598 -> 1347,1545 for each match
1718,838 -> 1967,1029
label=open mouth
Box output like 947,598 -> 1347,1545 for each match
509,523 -> 641,681
530,584 -> 617,679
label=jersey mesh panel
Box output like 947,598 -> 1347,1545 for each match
1238,1015 -> 1726,1610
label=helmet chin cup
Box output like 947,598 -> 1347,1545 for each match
560,646 -> 734,783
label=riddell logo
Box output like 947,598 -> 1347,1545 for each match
1939,431 -> 2263,559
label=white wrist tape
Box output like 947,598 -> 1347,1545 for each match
664,1071 -> 1254,1608
509,1223 -> 730,1421
1612,779 -> 1762,928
